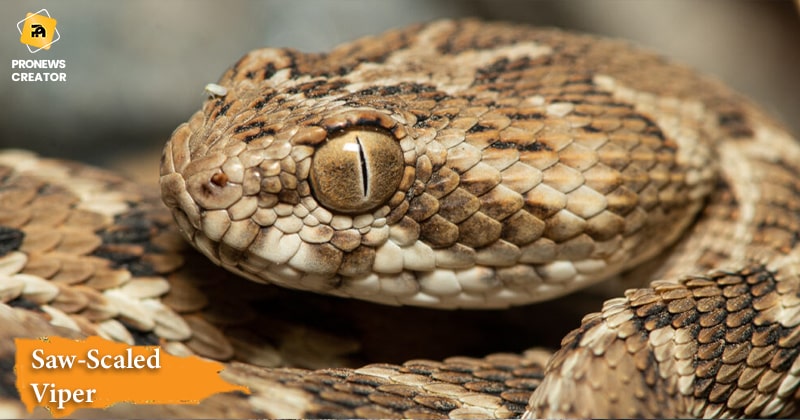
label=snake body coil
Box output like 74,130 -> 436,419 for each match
3,19 -> 800,418
161,20 -> 720,309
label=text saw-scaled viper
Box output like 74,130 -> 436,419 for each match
2,19 -> 800,418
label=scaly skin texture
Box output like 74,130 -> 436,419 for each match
2,19 -> 800,418
161,19 -> 725,309
0,150 -> 559,418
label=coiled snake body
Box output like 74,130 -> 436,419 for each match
2,19 -> 800,418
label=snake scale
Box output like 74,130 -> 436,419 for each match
2,19 -> 800,418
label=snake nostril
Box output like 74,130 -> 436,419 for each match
210,172 -> 229,187
185,169 -> 242,210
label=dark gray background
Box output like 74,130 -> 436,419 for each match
1,1 -> 798,172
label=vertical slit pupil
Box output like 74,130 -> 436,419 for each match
356,136 -> 368,197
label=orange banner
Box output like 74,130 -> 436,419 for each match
15,336 -> 249,417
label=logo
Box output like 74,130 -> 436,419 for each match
17,9 -> 60,53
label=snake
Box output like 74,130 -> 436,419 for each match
2,19 -> 800,418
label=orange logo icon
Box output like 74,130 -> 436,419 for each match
17,9 -> 60,53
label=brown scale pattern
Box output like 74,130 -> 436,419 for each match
1,152 -> 580,418
1,154 -> 614,418
161,19 -> 737,308
223,351 -> 549,419
162,19 -> 800,416
4,19 -> 800,418
529,267 -> 800,418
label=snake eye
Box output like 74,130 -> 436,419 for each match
309,129 -> 404,213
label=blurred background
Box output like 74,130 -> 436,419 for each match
1,0 -> 798,179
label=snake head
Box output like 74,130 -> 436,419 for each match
161,22 -> 718,308
160,48 -> 431,301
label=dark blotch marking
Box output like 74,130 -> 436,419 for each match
625,114 -> 667,142
323,118 -> 389,135
97,212 -> 153,245
413,114 -> 430,129
119,320 -> 162,346
561,316 -> 605,352
489,141 -> 551,152
279,190 -> 301,205
437,20 -> 465,55
702,324 -> 726,343
358,86 -> 399,96
93,211 -> 162,275
335,65 -> 355,76
382,86 -> 401,95
717,110 -> 754,138
357,83 -> 439,98
473,56 -> 535,87
435,112 -> 458,120
792,232 -> 800,249
566,98 -> 623,107
755,269 -> 774,284
466,124 -> 491,134
672,310 -> 700,329
283,50 -> 299,74
252,92 -> 277,111
307,80 -> 349,98
8,297 -> 44,311
645,311 -> 672,329
714,177 -> 739,208
558,265 -> 800,412
717,111 -> 745,125
286,79 -> 349,98
234,121 -> 265,133
91,247 -> 139,265
426,92 -> 450,102
123,260 -> 157,277
509,112 -> 545,120
288,80 -> 322,95
218,101 -> 231,117
0,356 -> 20,399
772,347 -> 800,372
0,226 -> 24,257
408,84 -> 438,94
92,246 -> 157,276
243,128 -> 276,144
582,125 -> 601,133
264,62 -> 278,79
475,58 -> 510,83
